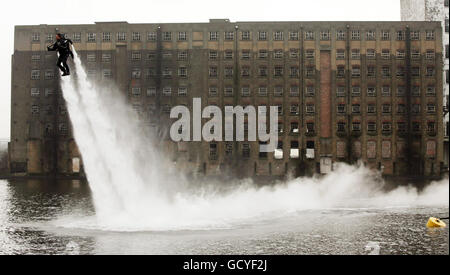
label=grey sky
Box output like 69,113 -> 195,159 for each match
0,0 -> 401,140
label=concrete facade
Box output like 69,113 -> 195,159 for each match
9,20 -> 445,178
401,0 -> 450,170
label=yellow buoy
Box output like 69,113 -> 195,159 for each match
426,217 -> 447,228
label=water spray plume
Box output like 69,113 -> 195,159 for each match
58,49 -> 449,231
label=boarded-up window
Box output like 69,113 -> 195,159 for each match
353,141 -> 362,158
426,140 -> 436,157
397,141 -> 405,158
336,141 -> 346,158
367,141 -> 376,159
382,140 -> 391,159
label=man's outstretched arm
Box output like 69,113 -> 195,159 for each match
47,43 -> 57,51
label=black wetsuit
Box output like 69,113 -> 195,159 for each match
47,38 -> 73,75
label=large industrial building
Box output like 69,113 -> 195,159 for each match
401,0 -> 449,171
9,20 -> 445,178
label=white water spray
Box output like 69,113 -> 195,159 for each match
59,50 -> 449,231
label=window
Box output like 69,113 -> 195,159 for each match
87,32 -> 96,42
258,49 -> 268,59
258,66 -> 267,77
336,30 -> 345,40
131,68 -> 141,79
396,66 -> 405,77
382,122 -> 392,132
178,66 -> 187,77
352,104 -> 361,114
306,104 -> 315,114
102,32 -> 111,42
336,86 -> 346,97
290,66 -> 299,77
103,69 -> 112,78
163,32 -> 172,41
273,31 -> 283,41
31,54 -> 41,62
31,33 -> 40,42
224,31 -> 234,40
351,30 -> 360,40
411,49 -> 420,59
290,86 -> 299,96
368,122 -> 377,132
241,31 -> 250,40
225,66 -> 234,78
306,66 -> 315,77
87,53 -> 96,62
336,49 -> 345,60
366,30 -> 375,40
351,86 -> 361,96
411,67 -> 420,77
162,87 -> 172,96
367,49 -> 376,59
412,86 -> 421,97
163,51 -> 172,59
412,122 -> 421,132
351,49 -> 360,59
258,86 -> 268,96
381,49 -> 390,59
382,86 -> 391,96
241,86 -> 251,97
367,104 -> 376,114
337,122 -> 346,133
427,103 -> 436,113
162,67 -> 172,78
352,122 -> 361,132
241,50 -> 251,59
320,30 -> 330,40
426,50 -> 435,60
224,50 -> 233,60
337,104 -> 346,114
427,121 -> 436,133
274,66 -> 284,77
305,49 -> 315,59
305,31 -> 315,40
273,49 -> 284,59
224,87 -> 233,97
146,87 -> 156,97
290,105 -> 299,116
73,32 -> 81,42
306,86 -> 315,97
410,31 -> 420,40
30,88 -> 40,97
178,32 -> 187,41
277,105 -> 283,115
426,66 -> 435,77
177,87 -> 187,97
396,49 -> 405,59
397,30 -> 405,41
426,30 -> 435,40
225,143 -> 233,156
102,53 -> 111,62
178,51 -> 188,60
289,31 -> 299,41
367,66 -> 376,78
336,66 -> 345,78
351,66 -> 361,77
131,87 -> 141,96
208,87 -> 218,97
367,86 -> 376,97
147,32 -> 157,41
426,86 -> 436,96
382,66 -> 391,77
242,144 -> 250,158
209,31 -> 219,41
382,104 -> 391,114
241,66 -> 250,77
398,122 -> 407,133
289,49 -> 299,58
397,104 -> 406,114
412,104 -> 421,114
381,30 -> 390,40
209,50 -> 218,60
274,86 -> 283,97
132,32 -> 141,41
209,66 -> 218,78
31,70 -> 40,80
306,123 -> 315,133
397,86 -> 406,96
131,51 -> 141,60
44,70 -> 55,79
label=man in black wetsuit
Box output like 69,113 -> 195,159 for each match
47,33 -> 74,76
